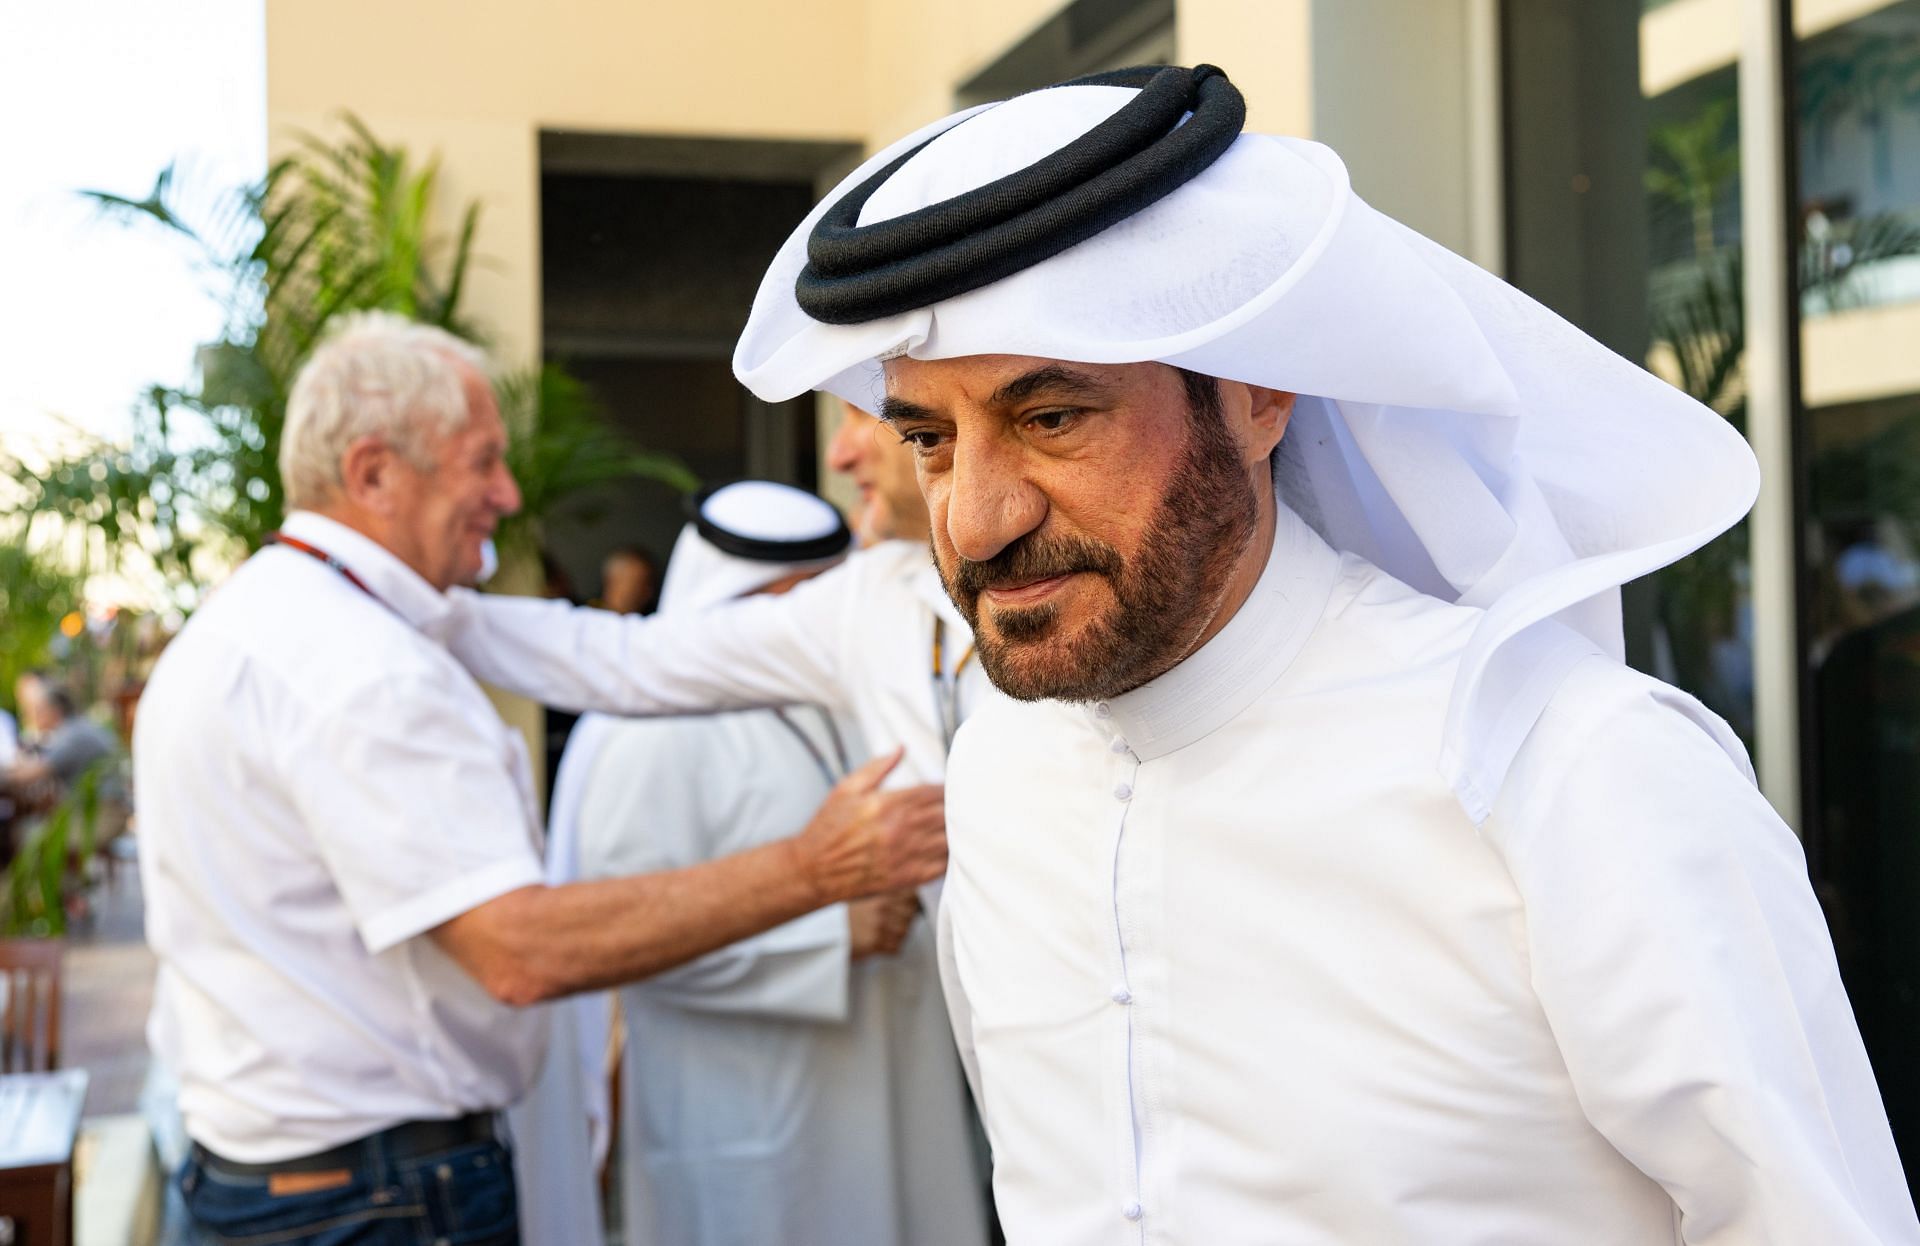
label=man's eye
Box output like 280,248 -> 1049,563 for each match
1029,409 -> 1078,433
898,429 -> 944,451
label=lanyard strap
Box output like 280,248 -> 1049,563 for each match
931,617 -> 977,756
263,532 -> 388,611
770,707 -> 850,789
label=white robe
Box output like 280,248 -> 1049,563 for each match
939,499 -> 1920,1244
507,715 -> 615,1246
574,705 -> 987,1246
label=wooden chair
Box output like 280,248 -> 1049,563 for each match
0,937 -> 64,1073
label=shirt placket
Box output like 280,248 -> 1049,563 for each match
1094,700 -> 1149,1241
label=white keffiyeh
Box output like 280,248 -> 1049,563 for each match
734,82 -> 1758,820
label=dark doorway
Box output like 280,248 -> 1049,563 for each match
537,131 -> 860,604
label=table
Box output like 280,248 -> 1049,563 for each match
0,1070 -> 88,1246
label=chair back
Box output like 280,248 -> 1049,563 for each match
0,937 -> 63,1073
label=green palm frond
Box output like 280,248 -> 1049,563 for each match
495,365 -> 698,557
9,114 -> 689,603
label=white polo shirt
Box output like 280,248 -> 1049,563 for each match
136,511 -> 547,1163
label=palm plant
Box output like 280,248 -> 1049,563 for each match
1647,100 -> 1740,259
0,541 -> 83,717
1,116 -> 693,605
0,764 -> 104,939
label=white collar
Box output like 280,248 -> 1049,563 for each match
1102,497 -> 1343,761
278,511 -> 454,639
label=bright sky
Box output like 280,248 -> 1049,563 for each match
0,0 -> 265,453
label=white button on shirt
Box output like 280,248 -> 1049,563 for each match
941,502 -> 1920,1244
135,512 -> 548,1163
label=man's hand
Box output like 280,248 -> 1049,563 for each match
848,890 -> 921,960
787,748 -> 946,904
434,748 -> 945,1007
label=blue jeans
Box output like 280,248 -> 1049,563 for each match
178,1133 -> 519,1246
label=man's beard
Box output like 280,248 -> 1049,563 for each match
940,384 -> 1261,702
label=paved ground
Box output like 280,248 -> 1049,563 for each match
65,854 -> 155,1118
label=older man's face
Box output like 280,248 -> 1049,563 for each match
385,365 -> 522,592
881,355 -> 1268,702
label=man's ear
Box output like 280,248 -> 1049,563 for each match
1243,387 -> 1296,464
336,434 -> 400,514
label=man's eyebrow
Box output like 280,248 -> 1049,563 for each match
988,364 -> 1115,407
878,396 -> 942,424
876,364 -> 1114,423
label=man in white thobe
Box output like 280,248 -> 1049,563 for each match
441,66 -> 1919,1242
720,65 -> 1918,1244
560,482 -> 984,1246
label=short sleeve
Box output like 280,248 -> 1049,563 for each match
1489,660 -> 1919,1244
279,669 -> 544,954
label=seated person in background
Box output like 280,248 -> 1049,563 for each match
552,481 -> 984,1246
5,672 -> 121,812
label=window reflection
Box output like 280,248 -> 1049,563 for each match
1795,0 -> 1920,1200
1643,44 -> 1754,743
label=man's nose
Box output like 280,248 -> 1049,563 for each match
826,414 -> 865,473
494,465 -> 523,516
944,437 -> 1045,563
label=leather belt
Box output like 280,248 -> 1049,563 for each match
192,1112 -> 500,1177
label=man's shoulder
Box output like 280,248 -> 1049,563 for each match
1317,554 -> 1485,675
833,539 -> 932,599
1534,657 -> 1752,780
159,550 -> 450,706
1490,656 -> 1761,853
743,538 -> 926,624
854,537 -> 929,573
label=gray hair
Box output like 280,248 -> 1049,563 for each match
279,312 -> 491,510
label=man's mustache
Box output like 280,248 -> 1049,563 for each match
949,532 -> 1122,598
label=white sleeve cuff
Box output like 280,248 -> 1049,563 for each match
359,856 -> 545,954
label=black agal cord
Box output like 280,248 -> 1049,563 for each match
795,64 -> 1246,325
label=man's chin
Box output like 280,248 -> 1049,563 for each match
452,545 -> 489,589
976,639 -> 1104,702
974,609 -> 1113,702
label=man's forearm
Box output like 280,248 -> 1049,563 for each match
445,589 -> 839,718
435,837 -> 827,1006
433,750 -> 945,1006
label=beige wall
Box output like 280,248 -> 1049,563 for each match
1304,0 -> 1500,265
268,0 -> 873,369
267,0 -> 1501,362
1178,0 -> 1313,135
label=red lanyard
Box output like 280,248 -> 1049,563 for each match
263,532 -> 386,608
